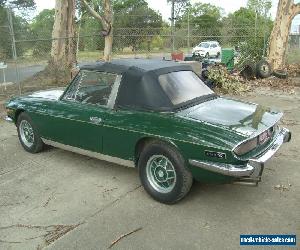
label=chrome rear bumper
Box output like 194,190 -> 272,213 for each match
189,128 -> 291,185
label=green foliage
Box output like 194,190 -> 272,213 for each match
167,0 -> 190,17
0,6 -> 29,60
0,0 -> 35,9
176,2 -> 223,48
79,0 -> 163,52
178,3 -> 223,28
151,35 -> 164,50
247,0 -> 272,16
80,15 -> 104,51
223,6 -> 273,64
208,65 -> 249,94
113,0 -> 163,51
0,7 -> 9,60
30,9 -> 55,57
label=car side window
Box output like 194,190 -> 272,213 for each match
64,70 -> 118,106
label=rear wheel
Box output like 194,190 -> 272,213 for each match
138,141 -> 193,204
17,112 -> 44,153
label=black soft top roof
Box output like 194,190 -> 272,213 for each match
80,59 -> 194,111
80,58 -> 191,73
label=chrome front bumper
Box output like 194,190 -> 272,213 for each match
189,128 -> 291,185
4,116 -> 13,122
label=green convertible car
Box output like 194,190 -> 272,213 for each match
5,59 -> 291,204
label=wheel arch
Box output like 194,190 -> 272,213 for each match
14,108 -> 25,124
134,136 -> 182,167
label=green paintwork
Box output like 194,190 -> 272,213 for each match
221,48 -> 235,70
5,85 -> 283,184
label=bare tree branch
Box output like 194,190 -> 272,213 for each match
81,0 -> 107,27
292,3 -> 300,18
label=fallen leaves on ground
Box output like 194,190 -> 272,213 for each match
287,63 -> 300,77
274,182 -> 292,192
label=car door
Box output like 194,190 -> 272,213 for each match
210,44 -> 216,56
35,70 -> 119,153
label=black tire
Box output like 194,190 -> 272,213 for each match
256,60 -> 272,78
240,63 -> 256,80
17,112 -> 44,153
273,70 -> 288,79
201,69 -> 209,80
138,141 -> 193,204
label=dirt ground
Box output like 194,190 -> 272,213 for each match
0,86 -> 299,250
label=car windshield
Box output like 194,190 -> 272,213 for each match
198,42 -> 210,48
158,71 -> 214,106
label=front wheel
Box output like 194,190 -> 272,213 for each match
138,141 -> 193,204
17,112 -> 44,153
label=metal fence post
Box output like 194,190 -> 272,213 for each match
7,8 -> 21,95
187,8 -> 190,52
171,0 -> 175,52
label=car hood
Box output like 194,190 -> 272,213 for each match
27,88 -> 65,100
177,97 -> 282,137
193,46 -> 207,51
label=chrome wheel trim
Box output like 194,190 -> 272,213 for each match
146,155 -> 177,194
19,120 -> 34,148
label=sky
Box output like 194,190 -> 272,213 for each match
34,0 -> 300,32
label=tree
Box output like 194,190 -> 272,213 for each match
47,0 -> 76,82
79,14 -> 104,52
82,0 -> 113,61
179,3 -> 223,29
113,0 -> 163,51
0,0 -> 35,9
30,9 -> 55,57
223,6 -> 273,63
268,0 -> 300,70
167,0 -> 190,50
167,0 -> 190,18
0,2 -> 32,60
176,2 -> 223,47
247,0 -> 272,16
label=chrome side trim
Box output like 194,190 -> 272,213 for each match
188,159 -> 254,177
107,74 -> 122,109
31,110 -> 208,147
4,116 -> 13,122
42,138 -> 135,168
232,181 -> 258,187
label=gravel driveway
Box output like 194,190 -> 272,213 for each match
0,88 -> 299,250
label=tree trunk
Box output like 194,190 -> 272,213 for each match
82,0 -> 113,62
103,32 -> 113,61
268,0 -> 300,70
102,0 -> 113,61
48,0 -> 76,83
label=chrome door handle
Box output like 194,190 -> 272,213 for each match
90,117 -> 102,124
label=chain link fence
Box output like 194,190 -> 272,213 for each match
0,9 -> 299,97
